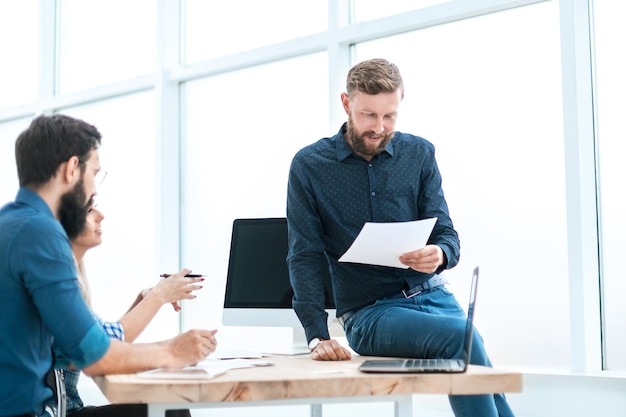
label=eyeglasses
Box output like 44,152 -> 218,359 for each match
79,160 -> 107,185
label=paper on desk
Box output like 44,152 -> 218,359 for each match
198,358 -> 272,370
135,359 -> 269,380
136,366 -> 226,379
208,349 -> 263,360
338,218 -> 437,269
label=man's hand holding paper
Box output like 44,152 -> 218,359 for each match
398,244 -> 445,273
338,218 -> 438,269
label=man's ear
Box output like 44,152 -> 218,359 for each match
61,156 -> 81,184
341,92 -> 350,115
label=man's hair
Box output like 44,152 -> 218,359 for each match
15,114 -> 102,188
346,58 -> 404,99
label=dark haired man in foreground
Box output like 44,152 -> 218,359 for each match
0,114 -> 217,417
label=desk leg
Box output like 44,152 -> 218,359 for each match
310,403 -> 323,417
147,403 -> 167,417
394,395 -> 414,417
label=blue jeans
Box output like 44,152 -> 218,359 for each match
343,286 -> 515,417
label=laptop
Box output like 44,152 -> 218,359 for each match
358,266 -> 479,373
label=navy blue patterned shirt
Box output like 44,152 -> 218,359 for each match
286,123 -> 460,342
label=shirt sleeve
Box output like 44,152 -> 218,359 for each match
416,142 -> 460,269
94,313 -> 125,341
287,150 -> 331,343
14,218 -> 110,369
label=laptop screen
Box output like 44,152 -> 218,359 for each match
462,266 -> 479,363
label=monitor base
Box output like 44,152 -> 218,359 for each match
259,344 -> 310,356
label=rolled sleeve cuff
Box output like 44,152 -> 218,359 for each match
101,320 -> 125,341
73,322 -> 111,369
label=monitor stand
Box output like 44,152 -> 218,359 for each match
258,326 -> 310,356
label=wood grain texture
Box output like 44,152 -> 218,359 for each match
94,355 -> 522,404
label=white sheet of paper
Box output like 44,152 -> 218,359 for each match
208,349 -> 263,360
135,358 -> 271,380
338,218 -> 437,269
197,358 -> 262,371
136,366 -> 226,379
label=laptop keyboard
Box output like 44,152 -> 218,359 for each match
404,358 -> 464,371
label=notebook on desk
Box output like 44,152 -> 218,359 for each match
358,266 -> 479,374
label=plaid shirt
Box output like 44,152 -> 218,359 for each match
63,313 -> 124,412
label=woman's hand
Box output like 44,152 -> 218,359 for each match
146,269 -> 204,311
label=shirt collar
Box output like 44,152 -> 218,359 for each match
334,122 -> 395,162
16,187 -> 56,219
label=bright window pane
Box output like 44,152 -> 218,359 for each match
184,0 -> 327,63
58,0 -> 156,93
355,1 -> 567,369
59,92 -> 172,342
180,53 -> 328,347
594,2 -> 626,371
352,0 -> 451,23
0,1 -> 38,109
0,119 -> 31,206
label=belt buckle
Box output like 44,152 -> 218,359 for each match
402,289 -> 422,298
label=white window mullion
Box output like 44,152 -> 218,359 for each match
560,0 -> 602,373
38,0 -> 57,113
327,0 -> 351,131
155,0 -> 183,328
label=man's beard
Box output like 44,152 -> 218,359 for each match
345,116 -> 394,157
59,178 -> 92,240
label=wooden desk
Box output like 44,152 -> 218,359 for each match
94,355 -> 522,417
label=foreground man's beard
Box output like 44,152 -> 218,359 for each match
59,178 -> 92,240
345,116 -> 394,157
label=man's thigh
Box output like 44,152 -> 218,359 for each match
345,287 -> 468,358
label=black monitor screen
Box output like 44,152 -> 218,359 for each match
223,218 -> 335,309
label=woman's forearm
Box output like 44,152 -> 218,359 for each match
119,292 -> 166,342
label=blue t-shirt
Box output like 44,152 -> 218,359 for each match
286,123 -> 460,342
0,188 -> 110,417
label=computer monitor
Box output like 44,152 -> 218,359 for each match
222,217 -> 336,354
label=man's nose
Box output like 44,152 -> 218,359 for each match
371,117 -> 384,134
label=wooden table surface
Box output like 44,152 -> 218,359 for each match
94,354 -> 522,405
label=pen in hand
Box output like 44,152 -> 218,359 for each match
160,274 -> 207,278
